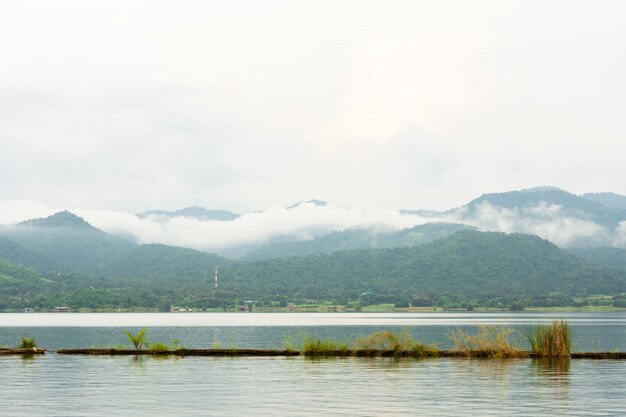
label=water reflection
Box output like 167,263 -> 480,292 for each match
532,358 -> 570,385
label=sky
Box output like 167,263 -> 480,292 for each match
1,1 -> 626,233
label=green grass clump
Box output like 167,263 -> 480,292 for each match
448,325 -> 523,358
148,342 -> 171,353
302,337 -> 341,355
352,329 -> 438,357
171,338 -> 185,350
526,319 -> 570,357
19,337 -> 37,349
125,328 -> 148,350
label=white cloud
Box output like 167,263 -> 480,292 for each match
615,221 -> 626,248
453,202 -> 613,247
2,197 -> 625,252
75,202 -> 429,252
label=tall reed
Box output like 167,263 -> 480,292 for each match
526,319 -> 570,357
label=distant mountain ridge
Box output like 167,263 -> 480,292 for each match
136,206 -> 240,221
19,210 -> 96,230
581,192 -> 626,210
286,199 -> 329,209
244,222 -> 475,261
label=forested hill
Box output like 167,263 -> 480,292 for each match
244,223 -> 474,261
1,211 -> 135,275
1,212 -> 625,310
462,188 -> 626,228
223,231 -> 625,304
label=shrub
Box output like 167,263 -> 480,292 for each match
19,337 -> 37,349
125,328 -> 148,350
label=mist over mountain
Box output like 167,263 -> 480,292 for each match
244,222 -> 474,261
136,206 -> 240,222
581,192 -> 626,211
1,187 -> 626,260
402,188 -> 626,249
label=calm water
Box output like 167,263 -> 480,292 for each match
1,312 -> 625,416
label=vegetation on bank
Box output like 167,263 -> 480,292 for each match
18,320 -> 626,358
526,319 -> 571,357
448,325 -> 522,358
19,337 -> 37,349
125,328 -> 148,350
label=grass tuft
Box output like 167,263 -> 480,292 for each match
301,336 -> 340,355
526,319 -> 570,357
148,342 -> 171,353
352,329 -> 438,357
448,325 -> 523,358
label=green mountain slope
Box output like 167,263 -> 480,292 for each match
106,243 -> 232,281
568,247 -> 626,271
0,211 -> 136,275
464,189 -> 626,228
0,259 -> 56,308
244,223 -> 474,260
2,213 -> 624,310
0,235 -> 62,273
225,231 -> 625,303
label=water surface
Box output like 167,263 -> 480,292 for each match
1,312 -> 625,416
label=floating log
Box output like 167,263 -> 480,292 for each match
0,348 -> 46,355
56,348 -> 300,356
571,352 -> 626,359
54,348 -> 626,359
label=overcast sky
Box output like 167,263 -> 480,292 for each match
2,0 -> 625,218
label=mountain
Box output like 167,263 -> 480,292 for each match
568,247 -> 626,271
399,187 -> 626,248
244,222 -> 475,261
0,211 -> 135,275
0,235 -> 62,273
1,225 -> 624,309
105,243 -> 232,280
136,206 -> 240,221
0,259 -> 55,309
19,210 -> 97,229
462,189 -> 626,228
286,199 -> 329,209
224,231 -> 626,305
581,192 -> 626,210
